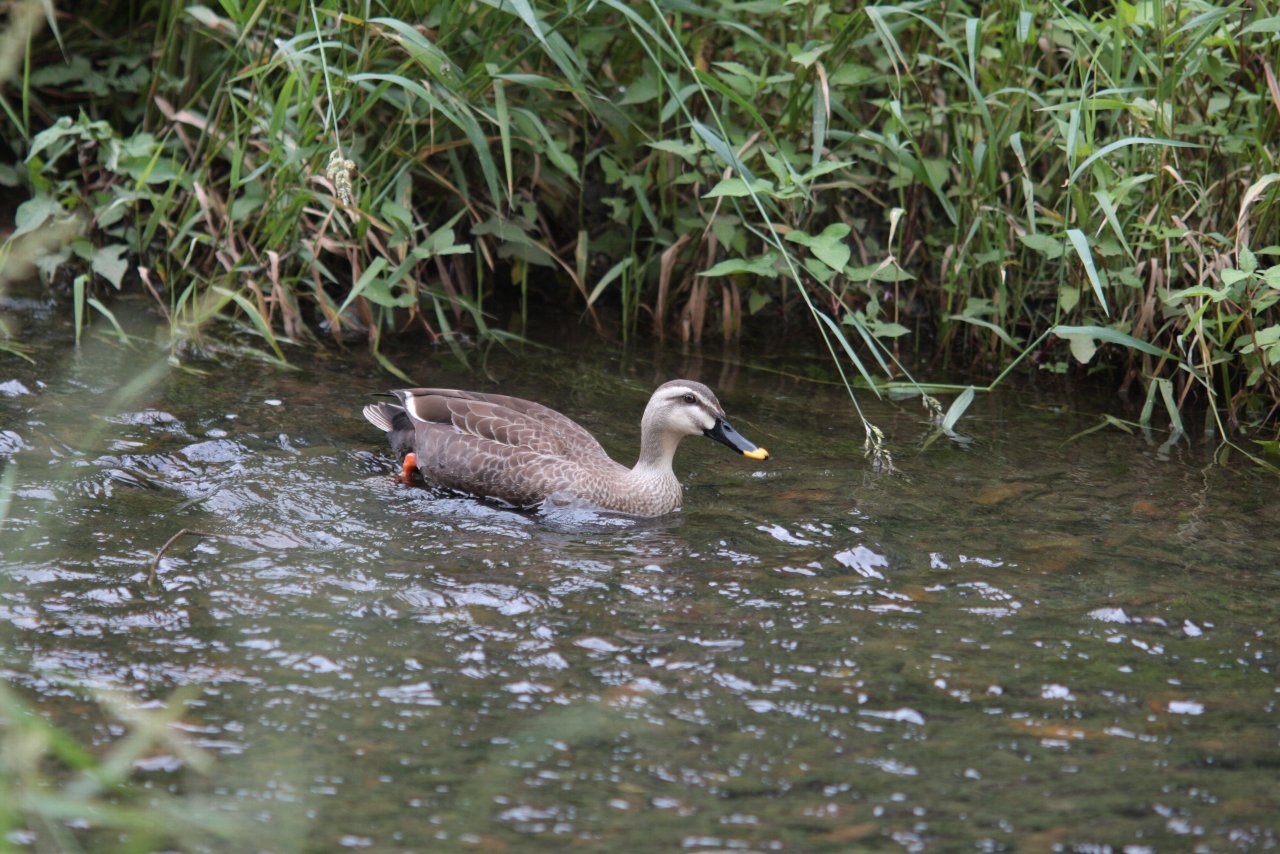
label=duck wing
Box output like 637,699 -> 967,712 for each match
391,388 -> 610,460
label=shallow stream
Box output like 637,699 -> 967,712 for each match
2,302 -> 1278,851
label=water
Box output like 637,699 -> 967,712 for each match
2,306 -> 1278,852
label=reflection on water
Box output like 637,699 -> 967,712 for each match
2,313 -> 1279,851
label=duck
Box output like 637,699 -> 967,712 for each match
362,379 -> 769,516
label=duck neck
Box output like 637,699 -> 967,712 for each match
633,425 -> 680,475
624,432 -> 682,513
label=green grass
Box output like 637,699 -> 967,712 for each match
0,679 -> 241,852
3,0 -> 1280,447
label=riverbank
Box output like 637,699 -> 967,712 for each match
4,1 -> 1279,446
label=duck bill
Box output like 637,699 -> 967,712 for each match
704,416 -> 770,461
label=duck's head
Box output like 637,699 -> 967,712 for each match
643,380 -> 770,461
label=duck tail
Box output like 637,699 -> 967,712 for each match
362,402 -> 402,433
363,402 -> 419,459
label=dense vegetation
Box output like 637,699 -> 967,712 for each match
2,0 -> 1279,447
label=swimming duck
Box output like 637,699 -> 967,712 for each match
362,379 -> 769,516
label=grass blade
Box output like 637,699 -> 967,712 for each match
1065,229 -> 1108,317
1066,136 -> 1203,187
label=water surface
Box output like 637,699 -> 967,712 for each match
2,309 -> 1278,851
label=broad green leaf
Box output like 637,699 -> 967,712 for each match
11,195 -> 65,239
648,140 -> 702,162
473,216 -> 536,245
788,222 -> 851,271
496,240 -> 555,267
1234,325 -> 1280,355
803,256 -> 837,284
1019,232 -> 1065,259
869,320 -> 910,339
811,230 -> 851,272
710,214 -> 738,249
1165,285 -> 1231,303
512,106 -> 578,180
829,63 -> 873,86
704,177 -> 775,198
26,116 -> 77,162
1018,10 -> 1033,41
701,254 -> 779,278
762,150 -> 791,185
422,227 -> 470,256
1239,247 -> 1258,275
380,199 -> 414,233
659,83 -> 699,123
29,56 -> 106,94
1065,333 -> 1097,364
1058,285 -> 1080,313
713,61 -> 758,80
361,276 -> 415,308
790,43 -> 831,67
922,158 -> 949,189
488,64 -> 513,204
103,132 -> 167,181
1220,268 -> 1252,287
1240,14 -> 1280,33
620,72 -> 660,105
1053,324 -> 1177,361
799,159 -> 854,182
846,261 -> 914,282
91,244 -> 129,289
229,183 -> 265,222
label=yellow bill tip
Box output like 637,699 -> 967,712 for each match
743,447 -> 770,461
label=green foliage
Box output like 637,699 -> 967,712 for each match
3,0 -> 1280,435
0,683 -> 238,851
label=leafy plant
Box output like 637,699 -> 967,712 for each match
0,683 -> 237,852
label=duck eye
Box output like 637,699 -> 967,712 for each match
682,393 -> 696,404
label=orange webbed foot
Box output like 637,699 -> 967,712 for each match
399,452 -> 418,485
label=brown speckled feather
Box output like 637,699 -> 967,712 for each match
398,388 -> 606,459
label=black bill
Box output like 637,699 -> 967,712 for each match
704,416 -> 769,460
